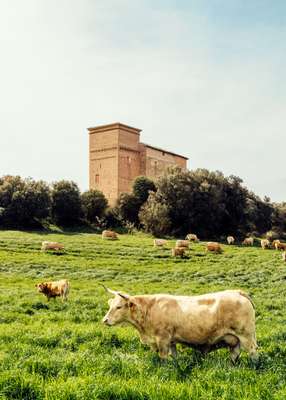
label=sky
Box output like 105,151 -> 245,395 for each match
0,0 -> 285,201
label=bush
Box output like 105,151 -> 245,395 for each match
81,189 -> 108,224
51,180 -> 82,226
139,192 -> 171,236
0,176 -> 51,228
114,193 -> 141,225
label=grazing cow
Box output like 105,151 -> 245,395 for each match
185,234 -> 199,242
206,242 -> 223,253
102,230 -> 118,240
272,239 -> 281,249
171,247 -> 185,257
260,239 -> 270,250
154,239 -> 167,247
282,252 -> 286,262
242,238 -> 254,246
102,286 -> 258,363
275,242 -> 286,251
41,241 -> 64,251
36,279 -> 70,302
227,236 -> 235,245
175,240 -> 189,249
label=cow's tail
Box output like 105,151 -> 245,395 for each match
238,290 -> 255,310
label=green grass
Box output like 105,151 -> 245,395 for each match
0,230 -> 286,399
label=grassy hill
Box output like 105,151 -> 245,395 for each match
0,230 -> 286,399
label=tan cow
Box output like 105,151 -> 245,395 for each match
275,242 -> 286,251
171,247 -> 185,257
272,239 -> 281,249
206,242 -> 223,253
154,239 -> 167,247
185,234 -> 199,242
227,236 -> 235,245
260,239 -> 270,250
282,252 -> 286,262
41,241 -> 64,251
102,230 -> 118,240
175,240 -> 189,249
242,238 -> 254,246
102,287 -> 258,363
36,279 -> 70,302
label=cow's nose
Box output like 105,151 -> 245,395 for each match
102,317 -> 109,325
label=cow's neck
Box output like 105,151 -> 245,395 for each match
126,297 -> 149,334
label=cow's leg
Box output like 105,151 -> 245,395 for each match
156,337 -> 171,360
170,343 -> 177,357
230,342 -> 241,364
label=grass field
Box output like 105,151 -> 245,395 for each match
0,230 -> 286,399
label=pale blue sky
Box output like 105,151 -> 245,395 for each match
0,0 -> 285,201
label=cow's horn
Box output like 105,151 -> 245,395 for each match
100,283 -> 118,296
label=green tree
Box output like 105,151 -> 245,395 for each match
132,176 -> 156,203
51,180 -> 81,226
81,189 -> 108,224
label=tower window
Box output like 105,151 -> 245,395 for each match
95,174 -> 99,184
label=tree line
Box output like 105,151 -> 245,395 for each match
0,170 -> 285,239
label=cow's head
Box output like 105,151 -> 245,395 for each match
102,286 -> 135,326
36,282 -> 47,293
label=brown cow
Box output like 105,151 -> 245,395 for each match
36,279 -> 70,302
242,238 -> 254,246
102,287 -> 258,363
260,239 -> 270,250
175,240 -> 189,249
275,242 -> 286,251
41,241 -> 64,251
185,234 -> 199,242
102,230 -> 118,240
171,247 -> 185,257
272,239 -> 281,249
227,236 -> 235,245
206,242 -> 223,253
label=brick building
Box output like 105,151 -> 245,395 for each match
88,122 -> 188,205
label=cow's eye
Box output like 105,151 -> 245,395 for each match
116,306 -> 122,310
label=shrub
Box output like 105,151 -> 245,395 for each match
114,193 -> 141,225
51,180 -> 82,226
81,189 -> 108,224
139,192 -> 171,236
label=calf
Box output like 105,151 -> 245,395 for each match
227,236 -> 235,245
154,239 -> 167,247
275,242 -> 286,251
185,234 -> 199,242
260,239 -> 270,250
242,238 -> 254,246
206,242 -> 223,253
36,279 -> 70,302
102,286 -> 258,363
102,230 -> 118,240
175,240 -> 189,249
171,247 -> 185,257
41,241 -> 64,251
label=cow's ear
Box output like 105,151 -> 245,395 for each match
128,300 -> 136,309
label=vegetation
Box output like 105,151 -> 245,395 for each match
0,230 -> 286,399
51,180 -> 82,226
81,189 -> 108,224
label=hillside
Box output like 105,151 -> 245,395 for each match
0,231 -> 286,399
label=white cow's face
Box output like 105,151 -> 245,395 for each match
102,295 -> 129,326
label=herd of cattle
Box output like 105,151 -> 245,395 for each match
34,229 -> 286,363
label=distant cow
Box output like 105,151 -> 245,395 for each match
206,242 -> 223,253
282,252 -> 286,262
36,279 -> 70,302
275,242 -> 286,251
185,234 -> 199,242
41,241 -> 64,251
175,240 -> 189,249
272,239 -> 281,249
260,239 -> 270,250
102,286 -> 258,363
171,247 -> 185,257
154,239 -> 167,247
102,230 -> 118,240
242,238 -> 254,246
227,236 -> 235,245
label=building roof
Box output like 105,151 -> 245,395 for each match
143,143 -> 189,160
88,122 -> 141,135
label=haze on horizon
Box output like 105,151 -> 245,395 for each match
0,0 -> 285,202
